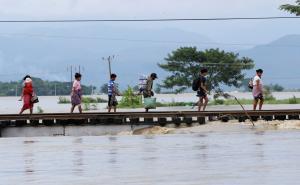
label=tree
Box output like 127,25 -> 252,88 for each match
155,85 -> 162,94
159,47 -> 254,93
100,83 -> 108,94
241,78 -> 252,92
0,77 -> 96,96
265,84 -> 285,92
280,1 -> 300,15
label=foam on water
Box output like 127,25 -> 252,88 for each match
124,120 -> 300,136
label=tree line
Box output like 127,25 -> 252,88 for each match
0,77 -> 96,96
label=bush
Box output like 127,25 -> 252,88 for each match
119,86 -> 143,108
214,99 -> 225,105
83,103 -> 98,111
264,86 -> 276,101
58,96 -> 107,104
96,97 -> 108,103
288,96 -> 298,104
58,96 -> 70,104
156,102 -> 194,107
82,97 -> 108,103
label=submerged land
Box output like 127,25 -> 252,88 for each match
1,92 -> 300,114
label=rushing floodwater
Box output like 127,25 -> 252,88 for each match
1,127 -> 300,185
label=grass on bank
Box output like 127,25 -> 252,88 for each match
119,86 -> 300,108
210,96 -> 300,105
58,96 -> 107,104
57,89 -> 300,109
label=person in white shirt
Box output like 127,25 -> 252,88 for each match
252,69 -> 264,110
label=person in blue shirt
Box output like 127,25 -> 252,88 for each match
108,73 -> 121,112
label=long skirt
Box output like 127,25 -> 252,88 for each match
71,90 -> 82,106
21,94 -> 34,111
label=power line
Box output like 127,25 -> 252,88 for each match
2,33 -> 300,48
0,16 -> 300,23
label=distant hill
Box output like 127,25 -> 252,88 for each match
0,24 -> 212,89
240,34 -> 300,88
1,24 -> 299,89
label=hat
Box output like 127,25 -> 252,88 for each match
150,73 -> 158,79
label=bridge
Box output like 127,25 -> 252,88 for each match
0,109 -> 299,137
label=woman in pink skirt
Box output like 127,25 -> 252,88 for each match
71,73 -> 83,113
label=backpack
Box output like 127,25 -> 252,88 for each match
192,77 -> 201,91
248,78 -> 253,89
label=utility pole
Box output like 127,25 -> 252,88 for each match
67,65 -> 73,89
71,66 -> 73,86
15,84 -> 18,97
102,55 -> 115,78
68,65 -> 84,89
54,83 -> 57,96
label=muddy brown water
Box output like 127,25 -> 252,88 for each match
1,121 -> 300,185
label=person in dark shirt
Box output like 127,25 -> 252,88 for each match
197,68 -> 209,111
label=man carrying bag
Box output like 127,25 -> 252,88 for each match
143,73 -> 158,112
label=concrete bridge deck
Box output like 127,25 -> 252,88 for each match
0,110 -> 299,137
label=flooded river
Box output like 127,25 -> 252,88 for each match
1,123 -> 300,185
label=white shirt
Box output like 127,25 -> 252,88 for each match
253,75 -> 263,86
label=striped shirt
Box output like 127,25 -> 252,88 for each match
108,80 -> 115,96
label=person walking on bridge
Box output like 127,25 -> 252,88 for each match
197,68 -> 209,111
108,73 -> 121,113
143,73 -> 158,112
71,73 -> 83,113
252,69 -> 264,111
19,75 -> 35,114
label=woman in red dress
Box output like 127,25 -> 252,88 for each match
19,75 -> 34,114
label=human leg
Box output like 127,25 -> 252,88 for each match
198,97 -> 203,111
71,105 -> 75,113
78,105 -> 82,113
253,99 -> 258,110
203,96 -> 209,111
259,99 -> 264,110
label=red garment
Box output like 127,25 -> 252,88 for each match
23,83 -> 33,95
21,83 -> 34,111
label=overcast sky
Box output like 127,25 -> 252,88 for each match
0,0 -> 296,18
0,0 -> 299,44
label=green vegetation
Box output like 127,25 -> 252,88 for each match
159,47 -> 254,93
267,84 -> 285,92
58,96 -> 107,104
0,77 -> 96,96
117,97 -> 300,109
210,97 -> 300,105
156,102 -> 194,107
119,87 -> 143,108
280,1 -> 300,15
58,97 -> 71,104
82,97 -> 107,103
100,84 -> 108,94
83,103 -> 98,111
